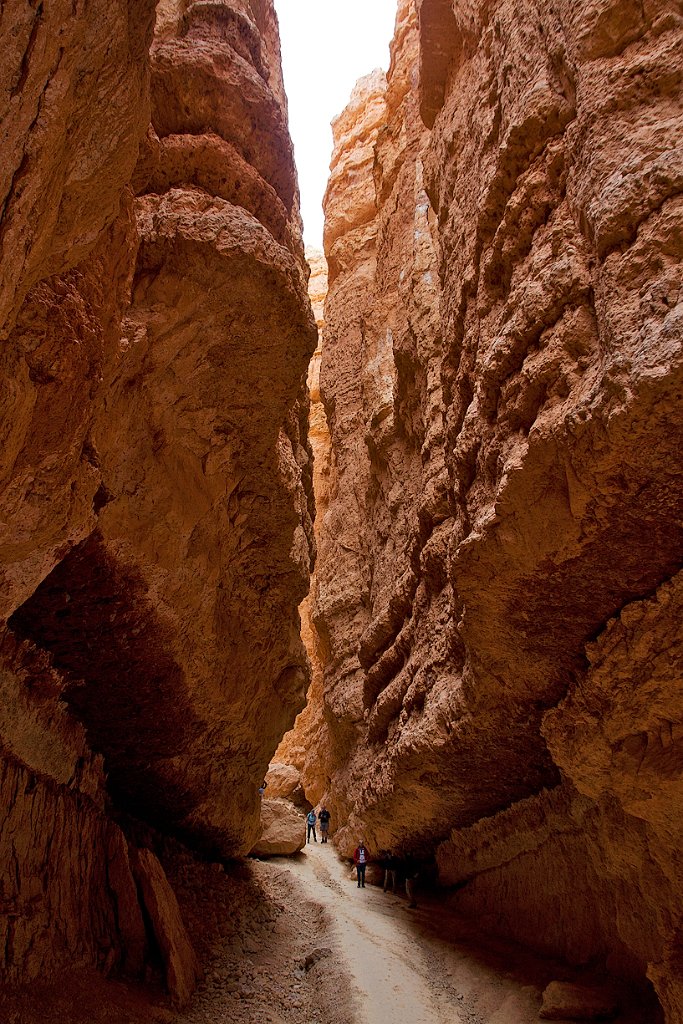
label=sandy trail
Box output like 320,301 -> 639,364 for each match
285,841 -> 463,1024
281,841 -> 544,1024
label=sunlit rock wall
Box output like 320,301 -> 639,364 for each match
273,249 -> 332,805
313,0 -> 683,1013
0,0 -> 315,988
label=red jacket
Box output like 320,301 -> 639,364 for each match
353,845 -> 370,865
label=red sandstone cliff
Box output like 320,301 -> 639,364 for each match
312,0 -> 683,1016
0,0 -> 315,996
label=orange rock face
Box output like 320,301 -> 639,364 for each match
0,0 -> 157,986
273,249 -> 332,805
311,0 -> 683,1015
0,0 -> 314,993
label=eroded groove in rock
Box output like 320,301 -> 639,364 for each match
0,0 -> 315,997
308,0 -> 683,1015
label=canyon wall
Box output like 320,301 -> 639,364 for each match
0,0 -> 315,993
312,0 -> 683,1015
273,248 -> 332,804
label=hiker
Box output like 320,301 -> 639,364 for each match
383,852 -> 400,893
403,853 -> 419,908
318,806 -> 331,842
258,780 -> 267,797
353,841 -> 370,887
306,808 -> 318,843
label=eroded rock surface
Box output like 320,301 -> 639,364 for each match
309,0 -> 683,1016
273,248 -> 332,807
250,798 -> 305,857
131,847 -> 202,1007
0,0 -> 315,997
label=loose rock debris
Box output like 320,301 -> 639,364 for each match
0,843 -> 662,1024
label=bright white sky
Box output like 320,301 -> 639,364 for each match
275,0 -> 398,248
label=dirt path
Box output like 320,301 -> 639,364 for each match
281,842 -> 541,1024
280,844 -> 659,1024
286,842 -> 464,1024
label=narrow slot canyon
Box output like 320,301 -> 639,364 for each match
0,1 -> 681,1023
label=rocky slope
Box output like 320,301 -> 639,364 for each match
311,0 -> 683,1016
0,0 -> 315,997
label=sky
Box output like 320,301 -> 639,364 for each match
275,0 -> 399,249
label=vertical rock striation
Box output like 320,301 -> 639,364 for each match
312,66 -> 390,808
0,0 -> 157,985
0,0 -> 157,621
273,249 -> 332,804
312,0 -> 683,1014
0,0 -> 315,996
315,0 -> 454,848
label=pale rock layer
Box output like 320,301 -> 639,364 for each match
310,0 -> 683,1016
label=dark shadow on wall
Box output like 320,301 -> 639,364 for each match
8,531 -> 205,830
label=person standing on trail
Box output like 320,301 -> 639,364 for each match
382,852 -> 400,893
306,808 -> 318,843
318,806 -> 331,842
353,842 -> 370,887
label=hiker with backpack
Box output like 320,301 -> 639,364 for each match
306,808 -> 318,843
382,851 -> 400,893
353,841 -> 370,887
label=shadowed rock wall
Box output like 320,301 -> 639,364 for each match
0,0 -> 315,992
311,0 -> 682,1014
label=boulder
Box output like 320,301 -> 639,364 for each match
250,799 -> 305,857
539,981 -> 619,1021
265,762 -> 302,801
129,847 -> 201,1008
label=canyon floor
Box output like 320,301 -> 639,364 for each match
0,839 -> 662,1024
